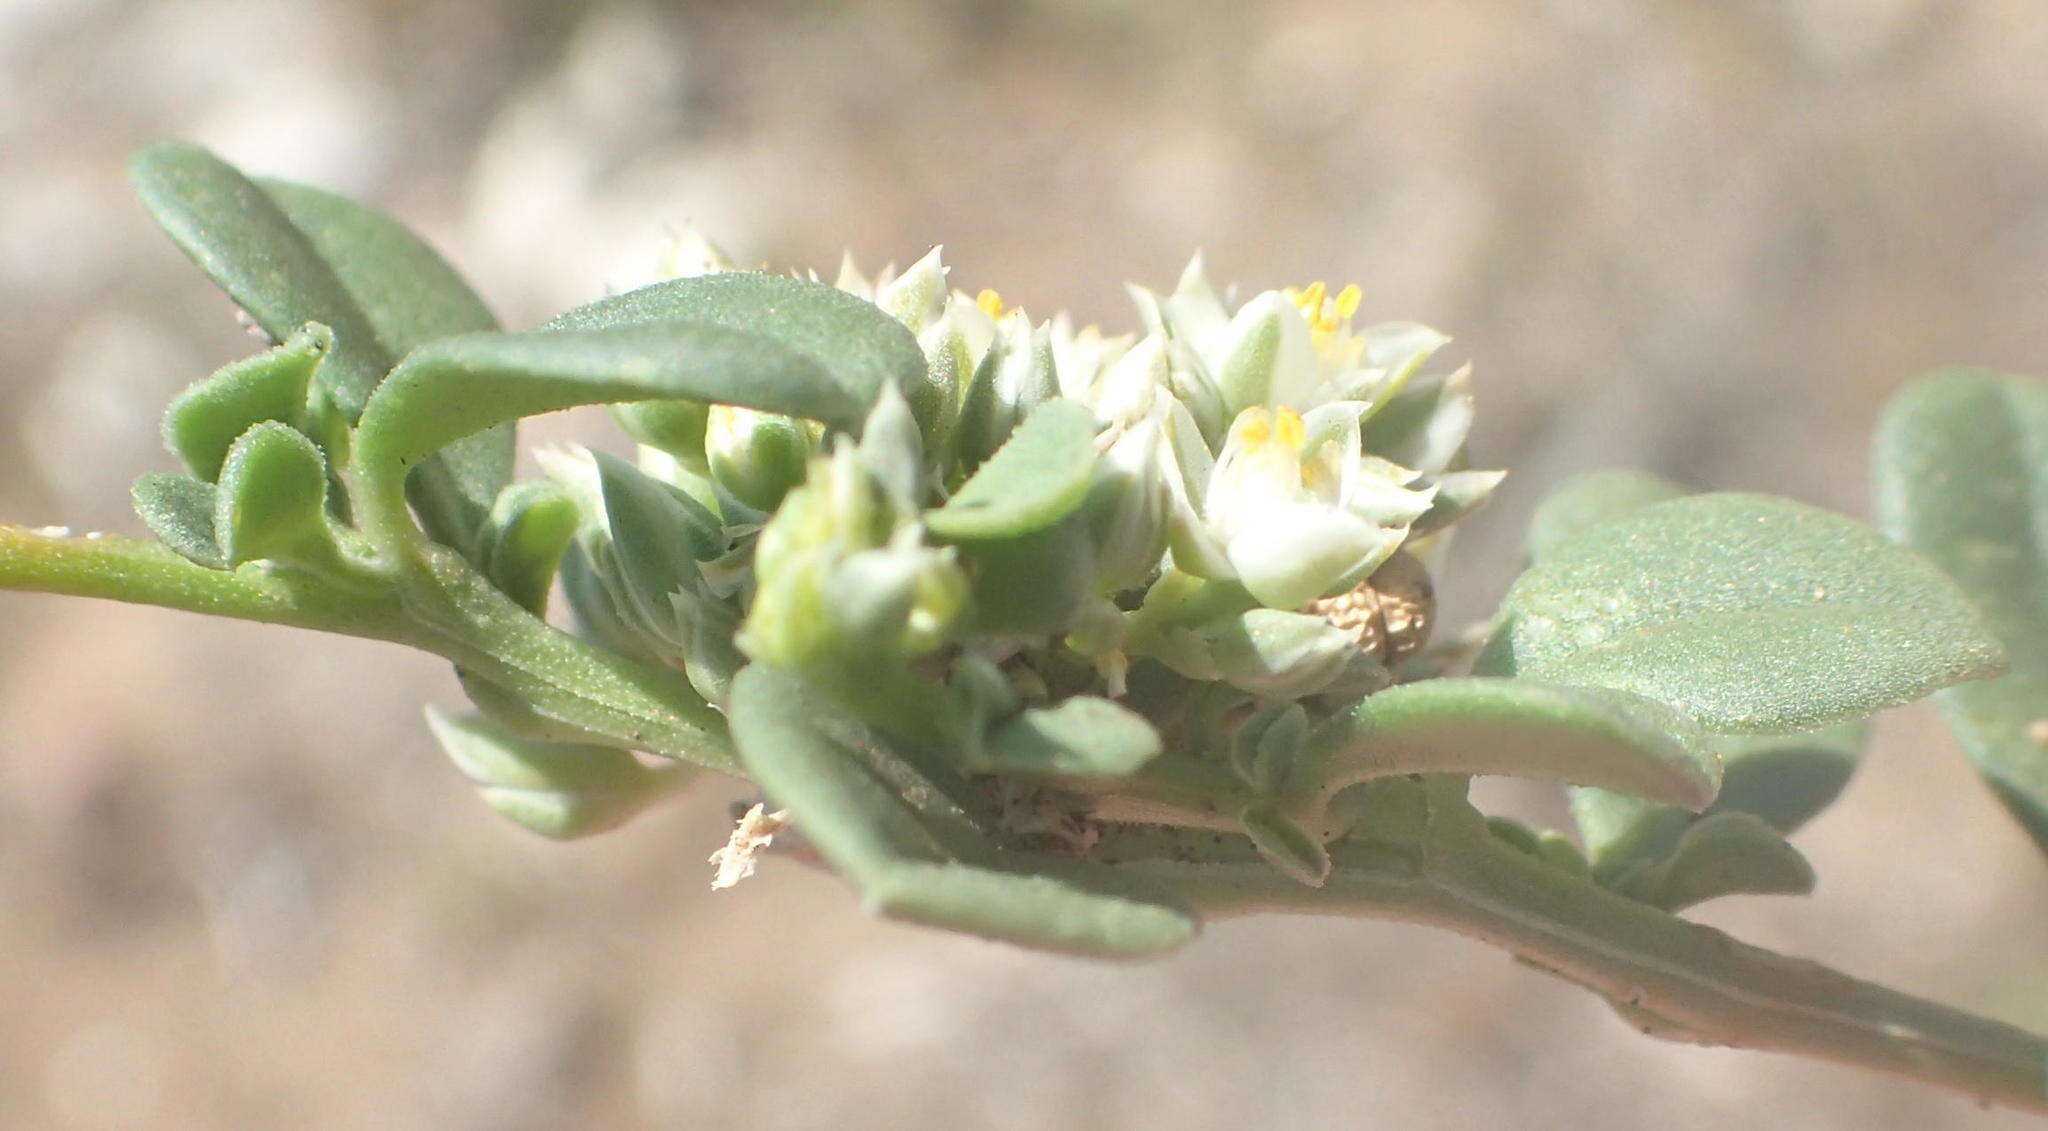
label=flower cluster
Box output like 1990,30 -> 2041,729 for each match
547,230 -> 1500,721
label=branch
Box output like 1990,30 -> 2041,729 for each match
1096,818 -> 2048,1114
0,524 -> 410,640
0,524 -> 737,772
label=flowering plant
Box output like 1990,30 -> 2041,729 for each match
5,143 -> 2048,1113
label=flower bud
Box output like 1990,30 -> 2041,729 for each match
706,404 -> 816,512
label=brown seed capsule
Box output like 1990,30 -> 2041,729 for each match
1302,551 -> 1436,667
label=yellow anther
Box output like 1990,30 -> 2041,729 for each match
1274,406 -> 1306,450
1286,280 -> 1363,342
976,289 -> 1005,319
1231,406 -> 1274,449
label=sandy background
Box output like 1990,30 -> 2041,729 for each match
3,1 -> 2047,1127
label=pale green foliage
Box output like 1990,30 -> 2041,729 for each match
5,143 -> 2048,1113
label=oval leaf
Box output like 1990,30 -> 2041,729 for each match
131,472 -> 224,568
128,142 -> 388,415
1876,370 -> 2048,853
1627,812 -> 1816,912
927,399 -> 1098,541
975,696 -> 1164,777
1478,493 -> 2004,732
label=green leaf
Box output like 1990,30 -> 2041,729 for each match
927,399 -> 1098,541
728,664 -> 1198,957
477,482 -> 580,616
353,324 -> 877,542
1294,678 -> 1719,839
956,515 -> 1096,636
542,272 -> 929,434
213,422 -> 340,570
258,179 -> 498,356
1876,370 -> 2048,853
1526,469 -> 1687,563
426,707 -> 687,840
1478,493 -> 2004,732
558,541 -> 660,662
162,323 -> 329,481
1241,802 -> 1332,886
591,451 -> 722,636
973,697 -> 1164,777
613,400 -> 711,467
127,142 -> 388,416
1571,721 -> 1867,882
1625,812 -> 1815,912
260,178 -> 512,555
131,472 -> 224,568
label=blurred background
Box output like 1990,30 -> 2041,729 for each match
3,0 -> 2047,1126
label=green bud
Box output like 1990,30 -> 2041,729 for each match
955,311 -> 1058,473
612,400 -> 711,471
706,404 -> 816,512
876,246 -> 949,331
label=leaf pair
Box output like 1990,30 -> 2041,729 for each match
130,143 -> 511,556
135,422 -> 348,577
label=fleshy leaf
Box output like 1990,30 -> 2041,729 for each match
477,482 -> 580,616
1242,802 -> 1332,886
542,272 -> 930,436
1625,812 -> 1815,912
127,142 -> 388,415
1571,721 -> 1868,883
353,324 -> 876,531
1875,370 -> 2048,853
927,399 -> 1098,541
426,706 -> 687,840
957,516 -> 1097,636
728,664 -> 1198,957
213,422 -> 339,570
1292,678 -> 1720,839
973,696 -> 1164,777
260,178 -> 514,556
1478,493 -> 2004,732
131,472 -> 225,568
162,323 -> 329,482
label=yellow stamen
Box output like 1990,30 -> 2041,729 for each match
976,289 -> 1005,319
1286,280 -> 1364,346
1274,406 -> 1306,450
1232,406 -> 1274,449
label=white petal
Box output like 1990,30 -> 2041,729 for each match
1225,503 -> 1405,609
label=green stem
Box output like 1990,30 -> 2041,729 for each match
0,525 -> 412,641
0,524 -> 737,772
1099,818 -> 2048,1114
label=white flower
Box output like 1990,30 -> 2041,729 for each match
1167,401 -> 1436,610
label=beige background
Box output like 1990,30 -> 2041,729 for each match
3,1 -> 2047,1127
